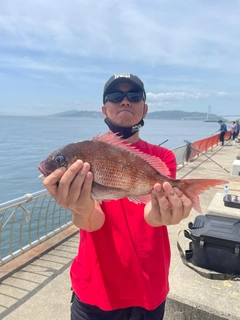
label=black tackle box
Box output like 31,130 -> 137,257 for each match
184,214 -> 240,274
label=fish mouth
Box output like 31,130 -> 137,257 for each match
38,174 -> 45,180
38,163 -> 51,177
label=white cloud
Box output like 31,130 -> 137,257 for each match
0,54 -> 106,74
1,0 -> 240,71
147,92 -> 210,102
1,0 -> 240,115
146,91 -> 234,112
216,92 -> 231,97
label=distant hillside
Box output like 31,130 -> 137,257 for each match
54,109 -> 80,116
53,110 -> 225,121
54,110 -> 102,118
146,110 -> 225,121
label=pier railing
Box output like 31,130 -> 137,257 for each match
0,132 -> 231,266
0,190 -> 72,265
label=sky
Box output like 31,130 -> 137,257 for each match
1,0 -> 240,116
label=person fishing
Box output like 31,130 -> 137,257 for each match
216,120 -> 227,146
42,73 -> 193,320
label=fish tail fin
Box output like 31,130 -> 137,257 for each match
180,179 -> 228,213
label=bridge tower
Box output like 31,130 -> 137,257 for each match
206,105 -> 211,121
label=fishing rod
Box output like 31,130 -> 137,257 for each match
158,139 -> 168,146
184,139 -> 230,174
208,132 -> 217,136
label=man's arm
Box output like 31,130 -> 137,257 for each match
43,160 -> 105,232
72,201 -> 105,231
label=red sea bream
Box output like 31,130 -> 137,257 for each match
38,133 -> 228,213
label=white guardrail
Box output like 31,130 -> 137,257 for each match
0,190 -> 72,265
0,133 -> 227,266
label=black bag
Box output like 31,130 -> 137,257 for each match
178,214 -> 240,280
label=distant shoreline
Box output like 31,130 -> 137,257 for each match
1,109 -> 229,121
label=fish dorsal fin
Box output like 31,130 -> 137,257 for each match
92,133 -> 170,177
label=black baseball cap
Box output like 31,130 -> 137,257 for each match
103,73 -> 146,104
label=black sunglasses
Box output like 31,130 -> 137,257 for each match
105,91 -> 144,103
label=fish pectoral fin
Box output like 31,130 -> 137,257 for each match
128,195 -> 151,204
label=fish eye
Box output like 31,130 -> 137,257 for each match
54,154 -> 66,166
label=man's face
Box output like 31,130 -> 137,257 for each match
102,83 -> 148,127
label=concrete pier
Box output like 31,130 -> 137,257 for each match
1,142 -> 240,319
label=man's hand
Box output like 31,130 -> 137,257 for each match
144,182 -> 192,226
43,160 -> 94,218
42,160 -> 105,231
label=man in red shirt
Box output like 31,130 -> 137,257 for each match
43,73 -> 192,320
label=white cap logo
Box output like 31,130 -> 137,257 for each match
114,73 -> 130,79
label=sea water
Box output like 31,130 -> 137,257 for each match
0,115 -> 219,203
